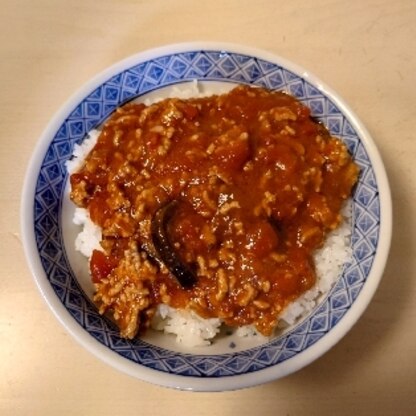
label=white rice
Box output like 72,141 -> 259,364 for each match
72,207 -> 102,259
66,129 -> 100,175
151,304 -> 222,347
66,130 -> 103,258
66,83 -> 353,347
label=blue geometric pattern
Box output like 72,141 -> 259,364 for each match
33,49 -> 380,377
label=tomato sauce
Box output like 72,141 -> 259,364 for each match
70,85 -> 358,339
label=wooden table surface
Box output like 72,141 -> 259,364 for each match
1,1 -> 415,414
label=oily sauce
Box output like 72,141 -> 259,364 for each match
70,85 -> 359,338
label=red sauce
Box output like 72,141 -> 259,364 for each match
70,85 -> 359,339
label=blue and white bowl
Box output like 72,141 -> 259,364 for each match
21,42 -> 392,391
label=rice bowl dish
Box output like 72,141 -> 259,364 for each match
66,82 -> 357,348
21,43 -> 391,391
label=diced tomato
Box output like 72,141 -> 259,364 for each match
215,138 -> 250,172
69,173 -> 85,186
90,250 -> 116,283
171,211 -> 206,252
88,192 -> 111,227
244,221 -> 279,258
182,104 -> 199,120
258,143 -> 298,174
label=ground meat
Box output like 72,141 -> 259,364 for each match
70,85 -> 359,338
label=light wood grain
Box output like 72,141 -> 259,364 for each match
1,0 -> 415,414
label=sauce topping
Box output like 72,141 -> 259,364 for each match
70,85 -> 359,338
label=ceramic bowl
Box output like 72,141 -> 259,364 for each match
21,42 -> 392,391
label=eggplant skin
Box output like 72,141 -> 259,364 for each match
151,200 -> 197,288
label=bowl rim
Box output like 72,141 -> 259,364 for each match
21,41 -> 392,391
